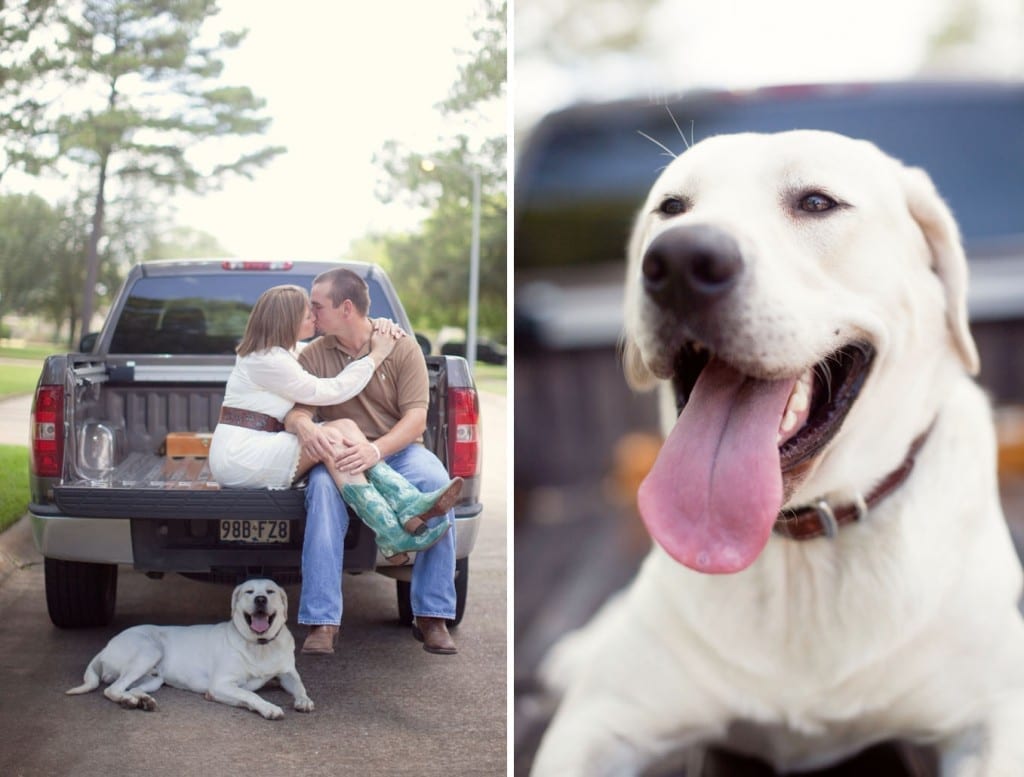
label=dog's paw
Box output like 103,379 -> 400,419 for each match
117,694 -> 157,712
259,704 -> 285,720
294,696 -> 315,713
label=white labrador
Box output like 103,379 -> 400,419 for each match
533,131 -> 1024,775
67,578 -> 313,720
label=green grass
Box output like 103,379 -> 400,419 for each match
473,363 -> 506,396
0,364 -> 40,400
0,446 -> 29,533
0,343 -> 60,360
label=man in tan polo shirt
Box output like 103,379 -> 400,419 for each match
286,267 -> 458,655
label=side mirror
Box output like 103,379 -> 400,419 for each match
415,332 -> 432,357
79,332 -> 99,353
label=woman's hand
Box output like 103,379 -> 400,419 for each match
294,415 -> 337,463
368,332 -> 396,364
371,317 -> 406,339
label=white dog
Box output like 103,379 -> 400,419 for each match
532,131 -> 1024,775
67,579 -> 313,720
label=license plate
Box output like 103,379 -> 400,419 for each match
219,519 -> 290,544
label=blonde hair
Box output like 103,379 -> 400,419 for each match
236,285 -> 309,356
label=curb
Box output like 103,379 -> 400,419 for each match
0,515 -> 39,586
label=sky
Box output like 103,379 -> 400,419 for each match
176,0 -> 500,259
5,0 -> 502,261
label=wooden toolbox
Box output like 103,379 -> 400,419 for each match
165,432 -> 213,458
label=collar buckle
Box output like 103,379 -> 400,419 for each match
811,492 -> 868,540
813,499 -> 839,539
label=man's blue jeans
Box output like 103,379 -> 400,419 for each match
297,443 -> 457,625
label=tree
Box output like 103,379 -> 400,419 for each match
143,225 -> 231,260
0,189 -> 128,348
48,0 -> 285,337
37,189 -> 137,348
0,193 -> 62,333
0,0 -> 63,181
372,0 -> 507,341
516,0 -> 660,65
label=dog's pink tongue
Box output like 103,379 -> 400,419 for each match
249,614 -> 271,634
638,358 -> 795,574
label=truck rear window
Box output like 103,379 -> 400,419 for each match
517,85 -> 1024,270
108,273 -> 395,354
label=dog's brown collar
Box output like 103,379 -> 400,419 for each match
773,423 -> 934,541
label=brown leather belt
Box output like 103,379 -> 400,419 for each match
218,406 -> 285,433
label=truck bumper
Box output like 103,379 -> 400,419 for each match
28,503 -> 483,573
30,510 -> 134,565
451,504 -> 482,560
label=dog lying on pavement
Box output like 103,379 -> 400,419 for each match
67,578 -> 313,720
532,131 -> 1024,775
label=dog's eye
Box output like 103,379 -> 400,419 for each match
658,197 -> 688,216
798,192 -> 838,213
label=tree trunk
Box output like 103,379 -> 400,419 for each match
65,304 -> 79,350
79,150 -> 109,338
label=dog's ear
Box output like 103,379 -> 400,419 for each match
901,165 -> 980,375
279,586 -> 288,617
231,582 -> 244,612
621,337 -> 657,391
622,212 -> 659,391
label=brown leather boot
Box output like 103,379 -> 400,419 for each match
412,616 -> 457,655
301,625 -> 338,655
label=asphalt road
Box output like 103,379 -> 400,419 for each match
0,391 -> 508,777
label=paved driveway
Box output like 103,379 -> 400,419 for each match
0,392 -> 507,777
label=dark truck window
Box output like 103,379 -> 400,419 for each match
516,84 -> 1024,270
109,273 -> 395,354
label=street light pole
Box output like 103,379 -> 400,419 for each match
467,166 -> 480,373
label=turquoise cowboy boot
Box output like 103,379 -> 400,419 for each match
365,461 -> 464,535
340,483 -> 450,564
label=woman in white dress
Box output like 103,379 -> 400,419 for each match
209,284 -> 456,560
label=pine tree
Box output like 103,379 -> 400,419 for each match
0,0 -> 63,181
51,0 -> 285,338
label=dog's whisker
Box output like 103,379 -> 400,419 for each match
637,130 -> 678,160
665,107 -> 692,151
814,359 -> 835,403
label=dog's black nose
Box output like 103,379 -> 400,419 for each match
255,595 -> 267,607
642,225 -> 743,309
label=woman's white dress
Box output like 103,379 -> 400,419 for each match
208,345 -> 376,488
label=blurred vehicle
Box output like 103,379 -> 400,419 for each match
441,337 -> 508,365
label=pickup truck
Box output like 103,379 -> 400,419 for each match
28,259 -> 483,629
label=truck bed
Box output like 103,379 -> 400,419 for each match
54,451 -> 306,519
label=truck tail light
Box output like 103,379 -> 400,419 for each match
221,261 -> 294,271
32,385 -> 64,477
447,387 -> 480,479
